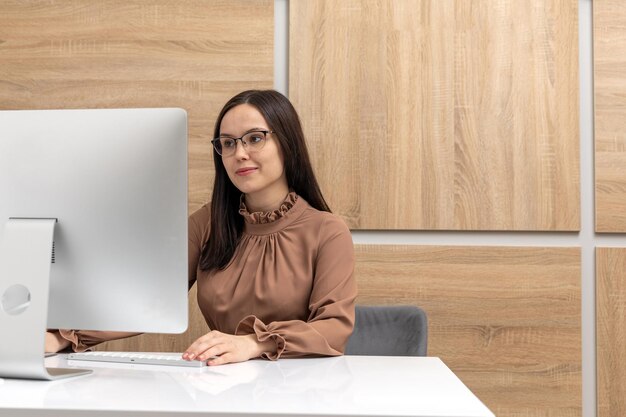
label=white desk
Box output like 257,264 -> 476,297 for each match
0,354 -> 494,417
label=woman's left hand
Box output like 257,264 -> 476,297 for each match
182,330 -> 275,366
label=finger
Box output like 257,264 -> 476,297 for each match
196,343 -> 228,361
207,352 -> 234,366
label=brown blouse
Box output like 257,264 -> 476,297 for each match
59,193 -> 357,359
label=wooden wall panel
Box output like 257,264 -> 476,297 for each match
594,0 -> 626,232
355,245 -> 581,417
290,0 -> 579,230
100,243 -> 582,417
0,0 -> 274,213
97,247 -> 581,417
597,247 -> 626,417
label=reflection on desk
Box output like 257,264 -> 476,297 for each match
0,354 -> 494,417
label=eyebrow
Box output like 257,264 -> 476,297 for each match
219,127 -> 269,138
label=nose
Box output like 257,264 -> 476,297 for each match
233,139 -> 249,160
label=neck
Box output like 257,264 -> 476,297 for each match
244,189 -> 290,212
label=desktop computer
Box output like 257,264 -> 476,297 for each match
0,108 -> 189,380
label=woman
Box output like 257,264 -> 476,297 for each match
46,90 -> 357,366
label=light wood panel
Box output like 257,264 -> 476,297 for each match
597,247 -> 626,417
290,0 -> 579,230
594,0 -> 626,232
355,245 -> 581,417
0,0 -> 274,213
97,245 -> 581,417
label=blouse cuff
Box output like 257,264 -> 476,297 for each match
235,315 -> 286,361
58,329 -> 90,353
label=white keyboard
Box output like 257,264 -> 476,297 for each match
68,351 -> 207,368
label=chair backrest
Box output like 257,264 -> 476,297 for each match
345,305 -> 428,356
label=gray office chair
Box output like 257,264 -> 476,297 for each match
345,305 -> 428,356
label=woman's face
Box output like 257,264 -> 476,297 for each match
219,104 -> 288,204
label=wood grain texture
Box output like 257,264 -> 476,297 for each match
594,0 -> 626,232
0,0 -> 274,214
290,0 -> 579,230
355,245 -> 581,417
597,247 -> 626,417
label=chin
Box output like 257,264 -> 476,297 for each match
233,182 -> 260,195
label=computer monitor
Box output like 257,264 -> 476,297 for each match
0,108 -> 189,380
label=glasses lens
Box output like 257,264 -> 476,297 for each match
214,131 -> 268,157
212,139 -> 223,155
215,137 -> 236,156
243,131 -> 267,150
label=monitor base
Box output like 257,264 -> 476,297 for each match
46,367 -> 92,380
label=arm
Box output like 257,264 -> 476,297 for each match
51,329 -> 142,353
45,330 -> 70,352
235,215 -> 357,360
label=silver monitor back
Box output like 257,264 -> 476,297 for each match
0,108 -> 188,334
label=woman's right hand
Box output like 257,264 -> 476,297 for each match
182,330 -> 275,366
45,331 -> 71,353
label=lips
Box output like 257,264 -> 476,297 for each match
235,167 -> 258,176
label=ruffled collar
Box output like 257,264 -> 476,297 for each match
239,192 -> 298,224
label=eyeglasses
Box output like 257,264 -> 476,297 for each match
211,130 -> 273,157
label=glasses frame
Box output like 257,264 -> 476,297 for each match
211,130 -> 274,156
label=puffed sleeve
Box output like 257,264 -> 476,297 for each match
57,329 -> 141,353
235,215 -> 357,359
56,205 -> 210,352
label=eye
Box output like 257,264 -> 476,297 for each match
248,134 -> 264,144
221,138 -> 236,148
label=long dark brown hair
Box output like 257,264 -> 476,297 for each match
199,90 -> 331,271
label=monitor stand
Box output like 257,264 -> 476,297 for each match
0,218 -> 92,380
